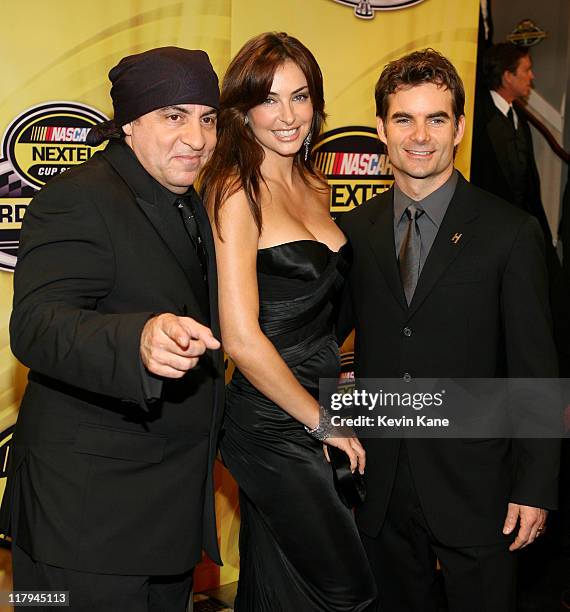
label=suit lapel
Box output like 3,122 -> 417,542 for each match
188,188 -> 220,338
407,175 -> 479,318
188,188 -> 225,432
486,117 -> 513,190
366,189 -> 408,311
483,93 -> 514,189
134,196 -> 209,315
102,142 -> 209,319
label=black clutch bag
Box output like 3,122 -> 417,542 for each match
328,445 -> 367,509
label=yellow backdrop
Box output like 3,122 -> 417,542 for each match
0,0 -> 479,590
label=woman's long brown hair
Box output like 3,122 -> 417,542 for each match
200,32 -> 327,237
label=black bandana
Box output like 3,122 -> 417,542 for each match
87,47 -> 219,146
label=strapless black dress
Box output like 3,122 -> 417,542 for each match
220,240 -> 377,612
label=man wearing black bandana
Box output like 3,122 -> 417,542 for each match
1,47 -> 223,611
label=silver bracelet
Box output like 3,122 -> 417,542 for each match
304,405 -> 336,441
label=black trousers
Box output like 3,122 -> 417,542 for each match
12,544 -> 193,612
361,443 -> 516,612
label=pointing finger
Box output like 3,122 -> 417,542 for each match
179,318 -> 221,350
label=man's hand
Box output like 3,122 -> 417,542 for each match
140,313 -> 220,378
503,502 -> 548,551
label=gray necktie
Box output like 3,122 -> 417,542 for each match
399,204 -> 424,305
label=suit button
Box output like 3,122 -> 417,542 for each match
403,372 -> 412,382
403,327 -> 412,337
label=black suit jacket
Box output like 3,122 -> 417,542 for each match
1,141 -> 224,575
338,175 -> 560,547
471,91 -> 570,375
471,90 -> 550,237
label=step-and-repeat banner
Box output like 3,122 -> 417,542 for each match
0,0 -> 479,589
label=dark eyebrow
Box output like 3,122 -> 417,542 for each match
157,106 -> 217,118
267,85 -> 309,96
426,111 -> 451,119
158,105 -> 190,115
391,112 -> 413,120
390,111 -> 451,120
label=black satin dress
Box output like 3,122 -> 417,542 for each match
220,240 -> 377,612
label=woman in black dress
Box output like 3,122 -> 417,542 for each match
201,32 -> 376,611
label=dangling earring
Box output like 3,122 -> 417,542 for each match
244,115 -> 249,126
303,132 -> 312,162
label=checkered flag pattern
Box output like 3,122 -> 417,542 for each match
0,159 -> 36,198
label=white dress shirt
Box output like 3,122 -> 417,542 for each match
490,90 -> 519,129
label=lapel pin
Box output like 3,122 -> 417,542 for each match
451,232 -> 462,244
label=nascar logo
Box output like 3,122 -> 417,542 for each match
314,151 -> 392,176
313,126 -> 393,213
3,101 -> 108,189
0,101 -> 108,271
27,126 -> 92,144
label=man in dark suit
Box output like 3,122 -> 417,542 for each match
470,43 -> 569,376
339,49 -> 559,612
0,48 -> 224,611
471,43 -> 549,234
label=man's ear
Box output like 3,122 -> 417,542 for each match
122,122 -> 133,137
454,115 -> 466,147
501,69 -> 513,90
376,116 -> 387,146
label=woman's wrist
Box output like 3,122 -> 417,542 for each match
304,405 -> 335,441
